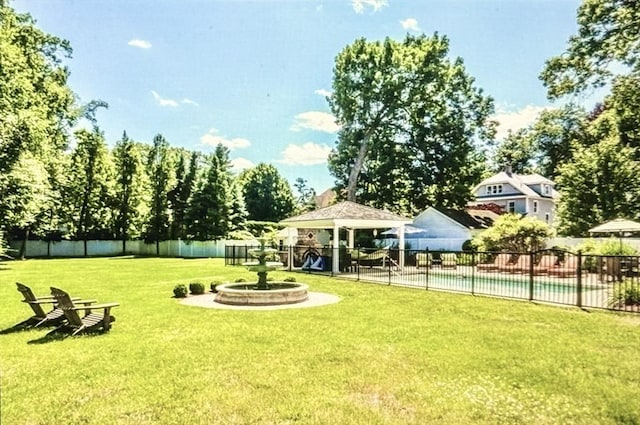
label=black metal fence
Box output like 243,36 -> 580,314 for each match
224,245 -> 640,314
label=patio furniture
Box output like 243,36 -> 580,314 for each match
441,253 -> 457,269
531,254 -> 558,275
547,255 -> 581,278
15,282 -> 84,328
477,253 -> 512,272
50,287 -> 119,336
354,248 -> 389,268
416,253 -> 432,268
499,254 -> 530,273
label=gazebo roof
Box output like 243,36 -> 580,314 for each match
280,201 -> 412,229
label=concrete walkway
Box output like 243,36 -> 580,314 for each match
180,291 -> 341,311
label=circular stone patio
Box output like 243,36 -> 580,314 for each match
179,291 -> 340,311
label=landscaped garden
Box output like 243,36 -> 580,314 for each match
1,257 -> 639,424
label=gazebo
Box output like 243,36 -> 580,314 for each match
280,201 -> 413,274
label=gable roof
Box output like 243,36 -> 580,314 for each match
475,171 -> 558,198
280,201 -> 412,229
413,206 -> 499,231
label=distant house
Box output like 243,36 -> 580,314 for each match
385,206 -> 500,251
469,167 -> 559,225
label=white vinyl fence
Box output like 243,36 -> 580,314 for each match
8,239 -> 254,258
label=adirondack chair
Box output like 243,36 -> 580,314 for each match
50,287 -> 119,336
15,282 -> 87,328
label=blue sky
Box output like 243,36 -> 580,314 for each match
13,0 -> 584,193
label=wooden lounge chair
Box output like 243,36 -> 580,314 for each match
477,253 -> 511,272
50,287 -> 119,336
15,282 -> 86,328
441,253 -> 457,269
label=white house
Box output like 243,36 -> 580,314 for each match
469,167 -> 559,225
390,207 -> 499,251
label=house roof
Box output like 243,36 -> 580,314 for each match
280,201 -> 412,229
475,171 -> 558,199
443,208 -> 500,230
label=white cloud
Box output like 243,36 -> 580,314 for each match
151,90 -> 179,107
400,18 -> 420,32
315,88 -> 332,97
181,98 -> 199,106
352,0 -> 388,14
290,111 -> 340,133
230,157 -> 255,173
200,128 -> 251,150
492,105 -> 550,140
277,142 -> 332,165
128,39 -> 152,49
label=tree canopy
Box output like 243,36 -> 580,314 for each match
540,0 -> 640,99
328,34 -> 495,215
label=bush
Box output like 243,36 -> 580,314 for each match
210,281 -> 222,293
283,276 -> 296,282
235,277 -> 247,283
610,281 -> 640,307
189,282 -> 205,295
173,284 -> 188,298
472,214 -> 553,252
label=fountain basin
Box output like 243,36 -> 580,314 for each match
214,283 -> 309,306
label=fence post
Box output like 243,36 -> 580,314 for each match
528,251 -> 535,301
576,250 -> 583,308
425,248 -> 429,291
471,251 -> 475,295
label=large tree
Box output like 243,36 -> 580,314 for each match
540,0 -> 640,99
240,163 -> 295,222
556,134 -> 640,236
144,134 -> 174,251
328,34 -> 494,214
63,128 -> 116,252
185,145 -> 234,240
112,132 -> 149,251
0,4 -> 77,234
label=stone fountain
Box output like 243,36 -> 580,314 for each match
214,237 -> 309,306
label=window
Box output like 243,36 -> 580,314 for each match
486,184 -> 503,195
543,184 -> 551,195
508,201 -> 515,213
533,201 -> 538,213
545,213 -> 550,223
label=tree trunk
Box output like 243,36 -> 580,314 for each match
346,135 -> 370,202
18,228 -> 29,260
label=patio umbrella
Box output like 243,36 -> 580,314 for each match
589,218 -> 640,249
380,225 -> 428,238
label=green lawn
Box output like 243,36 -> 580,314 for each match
1,257 -> 639,425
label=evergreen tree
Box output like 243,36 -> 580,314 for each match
112,132 -> 149,251
145,134 -> 174,252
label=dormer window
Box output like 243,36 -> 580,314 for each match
486,184 -> 503,195
543,184 -> 550,195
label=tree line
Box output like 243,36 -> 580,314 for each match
2,0 -> 640,259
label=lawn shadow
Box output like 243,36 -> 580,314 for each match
27,326 -> 112,344
0,318 -> 43,334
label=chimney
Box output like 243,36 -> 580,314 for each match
505,164 -> 512,177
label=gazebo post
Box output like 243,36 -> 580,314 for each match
348,229 -> 355,249
332,224 -> 340,275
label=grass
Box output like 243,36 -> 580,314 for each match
1,257 -> 639,425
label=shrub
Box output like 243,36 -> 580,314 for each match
597,239 -> 637,256
283,276 -> 296,282
610,281 -> 640,307
173,284 -> 188,298
189,282 -> 205,295
472,214 -> 553,252
210,281 -> 223,293
235,277 -> 247,283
